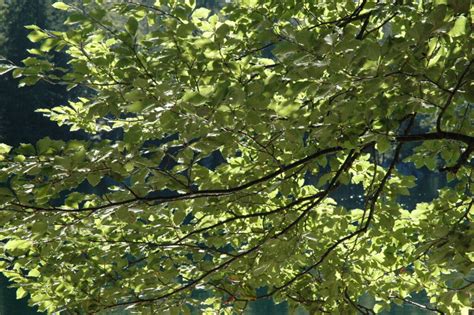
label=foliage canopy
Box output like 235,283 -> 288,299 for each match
0,0 -> 473,314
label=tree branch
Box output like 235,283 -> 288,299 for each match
436,59 -> 473,133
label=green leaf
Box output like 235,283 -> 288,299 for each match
31,222 -> 48,235
115,206 -> 136,223
182,91 -> 207,105
52,2 -> 70,10
373,304 -> 385,313
0,143 -> 12,154
36,137 -> 63,155
27,30 -> 48,43
126,17 -> 139,35
125,101 -> 144,113
87,173 -> 102,187
449,16 -> 468,37
13,154 -> 26,162
192,7 -> 210,19
12,68 -> 23,78
5,239 -> 33,254
424,157 -> 437,170
376,138 -> 391,154
173,210 -> 186,225
28,269 -> 41,278
16,287 -> 27,299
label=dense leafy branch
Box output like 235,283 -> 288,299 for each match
0,1 -> 472,314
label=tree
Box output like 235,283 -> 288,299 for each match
0,0 -> 472,314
